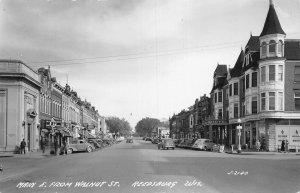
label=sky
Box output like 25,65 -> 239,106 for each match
0,0 -> 300,129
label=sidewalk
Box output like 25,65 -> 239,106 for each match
225,150 -> 300,155
0,151 -> 54,159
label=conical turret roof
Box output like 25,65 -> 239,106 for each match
260,0 -> 285,36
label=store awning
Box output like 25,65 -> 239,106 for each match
87,133 -> 97,139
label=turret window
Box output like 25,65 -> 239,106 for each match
261,42 -> 267,56
269,40 -> 276,53
278,40 -> 284,56
269,65 -> 275,81
278,65 -> 283,81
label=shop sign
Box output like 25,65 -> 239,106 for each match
275,126 -> 300,146
204,120 -> 227,125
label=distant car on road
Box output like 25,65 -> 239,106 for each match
66,139 -> 95,154
126,138 -> 133,143
158,138 -> 175,150
145,137 -> 152,141
192,139 -> 216,151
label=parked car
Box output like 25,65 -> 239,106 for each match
126,138 -> 134,143
186,139 -> 198,149
158,138 -> 175,150
145,137 -> 152,141
192,139 -> 216,151
152,138 -> 159,144
66,139 -> 95,154
174,139 -> 182,147
178,139 -> 190,148
87,139 -> 102,149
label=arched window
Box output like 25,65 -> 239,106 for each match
261,42 -> 267,56
278,40 -> 283,56
269,40 -> 276,53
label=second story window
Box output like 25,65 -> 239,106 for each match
252,96 -> 258,114
294,66 -> 300,82
218,109 -> 222,119
269,65 -> 275,81
252,72 -> 257,87
261,66 -> 266,83
269,92 -> 275,110
246,74 -> 250,89
234,103 -> 239,118
261,93 -> 266,111
215,93 -> 217,103
218,91 -> 222,103
278,65 -> 283,81
295,92 -> 300,110
234,82 -> 238,95
229,84 -> 232,96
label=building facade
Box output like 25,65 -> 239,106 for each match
169,1 -> 300,151
0,60 -> 41,152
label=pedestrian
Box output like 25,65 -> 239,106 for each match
285,140 -> 289,153
256,140 -> 261,152
20,139 -> 26,154
280,140 -> 285,152
41,138 -> 45,154
54,138 -> 58,155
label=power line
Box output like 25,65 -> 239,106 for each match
29,41 -> 244,67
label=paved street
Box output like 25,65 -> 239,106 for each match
0,139 -> 300,193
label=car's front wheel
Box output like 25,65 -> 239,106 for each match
87,146 -> 92,153
67,148 -> 73,154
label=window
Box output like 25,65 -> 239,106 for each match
246,74 -> 250,89
215,93 -> 217,103
269,65 -> 275,81
229,84 -> 232,96
242,101 -> 245,117
252,72 -> 257,87
246,98 -> 250,115
218,109 -> 222,119
218,91 -> 222,103
278,92 -> 283,110
241,78 -> 245,93
278,40 -> 283,55
261,93 -> 266,111
295,92 -> 300,110
252,96 -> 258,114
261,66 -> 266,83
261,42 -> 267,56
269,92 -> 275,110
278,65 -> 283,81
269,40 -> 276,53
294,66 -> 300,82
225,88 -> 229,100
234,82 -> 238,95
234,103 -> 239,118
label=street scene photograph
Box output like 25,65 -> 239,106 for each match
0,0 -> 300,193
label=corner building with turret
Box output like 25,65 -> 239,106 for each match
209,0 -> 300,151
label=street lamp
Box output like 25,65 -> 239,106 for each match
237,119 -> 242,153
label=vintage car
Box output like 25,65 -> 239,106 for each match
152,138 -> 159,144
192,139 -> 216,151
126,138 -> 134,143
87,139 -> 102,149
66,139 -> 95,154
158,138 -> 175,150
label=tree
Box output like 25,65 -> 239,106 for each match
105,117 -> 132,136
135,117 -> 161,137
